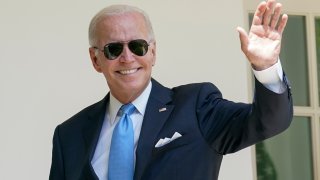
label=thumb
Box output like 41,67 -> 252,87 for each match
236,26 -> 249,53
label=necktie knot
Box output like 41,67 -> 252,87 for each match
121,103 -> 136,116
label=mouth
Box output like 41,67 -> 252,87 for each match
117,68 -> 140,75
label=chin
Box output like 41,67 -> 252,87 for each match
127,81 -> 148,94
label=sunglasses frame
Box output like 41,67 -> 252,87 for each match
93,39 -> 150,60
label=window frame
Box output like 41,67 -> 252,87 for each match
246,11 -> 320,180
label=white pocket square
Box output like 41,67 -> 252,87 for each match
155,132 -> 182,148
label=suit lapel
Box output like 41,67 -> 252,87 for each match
81,95 -> 109,180
134,79 -> 174,180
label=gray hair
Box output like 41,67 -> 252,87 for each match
88,5 -> 155,47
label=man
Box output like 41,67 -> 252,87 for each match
50,0 -> 293,179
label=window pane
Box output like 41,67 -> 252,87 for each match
256,117 -> 313,180
315,17 -> 320,105
249,15 -> 310,106
280,16 -> 309,106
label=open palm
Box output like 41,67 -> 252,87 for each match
237,0 -> 288,70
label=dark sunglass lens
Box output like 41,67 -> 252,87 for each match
128,40 -> 148,56
105,43 -> 123,60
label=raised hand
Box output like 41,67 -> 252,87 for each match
237,0 -> 288,70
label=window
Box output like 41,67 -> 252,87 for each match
250,14 -> 320,180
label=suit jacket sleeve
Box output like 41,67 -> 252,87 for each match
49,126 -> 65,180
196,76 -> 293,155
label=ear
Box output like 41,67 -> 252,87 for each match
89,47 -> 102,73
150,41 -> 156,66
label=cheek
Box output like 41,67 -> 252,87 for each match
144,60 -> 154,72
100,62 -> 117,79
102,60 -> 116,71
146,53 -> 156,67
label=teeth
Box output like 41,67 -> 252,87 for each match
119,69 -> 138,75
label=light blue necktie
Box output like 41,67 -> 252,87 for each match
108,103 -> 135,180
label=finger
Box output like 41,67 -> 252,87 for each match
270,3 -> 282,29
263,0 -> 276,26
252,1 -> 267,25
277,14 -> 288,34
237,27 -> 249,53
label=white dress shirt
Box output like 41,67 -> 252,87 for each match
91,60 -> 286,179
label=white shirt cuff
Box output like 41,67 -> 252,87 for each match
252,59 -> 286,94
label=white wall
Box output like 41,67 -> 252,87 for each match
0,0 -> 253,179
246,0 -> 320,13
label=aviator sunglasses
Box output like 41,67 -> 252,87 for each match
93,39 -> 150,60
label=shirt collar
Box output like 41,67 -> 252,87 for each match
108,81 -> 152,125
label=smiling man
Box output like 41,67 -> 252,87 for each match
49,1 -> 293,180
89,11 -> 155,104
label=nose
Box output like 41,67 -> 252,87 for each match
119,45 -> 135,63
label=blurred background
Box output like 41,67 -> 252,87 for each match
1,0 -> 319,179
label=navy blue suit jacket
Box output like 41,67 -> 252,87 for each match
50,78 -> 293,180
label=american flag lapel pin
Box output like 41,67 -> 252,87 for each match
159,107 -> 167,112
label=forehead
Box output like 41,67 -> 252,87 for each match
96,12 -> 149,43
